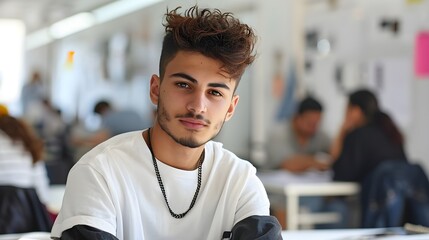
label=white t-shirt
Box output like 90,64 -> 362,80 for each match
51,131 -> 269,240
0,132 -> 50,204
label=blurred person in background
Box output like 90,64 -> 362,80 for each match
0,112 -> 50,204
331,88 -> 407,182
93,100 -> 151,137
0,103 -> 9,116
35,99 -> 69,162
71,100 -> 150,148
266,96 -> 347,229
33,99 -> 73,185
266,96 -> 331,172
0,106 -> 53,233
329,88 -> 426,228
20,70 -> 47,119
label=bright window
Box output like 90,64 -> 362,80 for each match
0,19 -> 25,108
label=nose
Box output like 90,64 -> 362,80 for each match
187,91 -> 207,114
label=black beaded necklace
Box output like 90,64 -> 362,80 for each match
147,128 -> 203,219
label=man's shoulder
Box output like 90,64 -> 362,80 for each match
98,131 -> 142,149
206,141 -> 255,172
77,131 -> 143,165
207,141 -> 240,160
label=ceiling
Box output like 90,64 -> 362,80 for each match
0,0 -> 118,33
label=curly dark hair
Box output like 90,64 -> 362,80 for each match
0,115 -> 44,163
159,5 -> 257,85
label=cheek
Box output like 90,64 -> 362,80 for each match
303,124 -> 316,134
345,109 -> 354,120
309,122 -> 319,131
346,111 -> 360,125
161,91 -> 181,106
209,104 -> 231,127
214,121 -> 223,130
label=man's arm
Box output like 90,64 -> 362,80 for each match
53,225 -> 118,240
50,164 -> 117,239
281,155 -> 330,173
227,215 -> 282,240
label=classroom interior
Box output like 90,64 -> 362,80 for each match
1,0 -> 429,239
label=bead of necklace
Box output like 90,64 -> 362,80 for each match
147,128 -> 203,219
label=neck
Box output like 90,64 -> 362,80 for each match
292,122 -> 310,147
295,132 -> 310,147
144,126 -> 205,171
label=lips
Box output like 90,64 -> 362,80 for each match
179,118 -> 208,129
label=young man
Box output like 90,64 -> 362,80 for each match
51,5 -> 282,240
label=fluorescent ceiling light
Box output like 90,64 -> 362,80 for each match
93,0 -> 162,24
49,12 -> 95,39
26,0 -> 163,50
25,28 -> 51,50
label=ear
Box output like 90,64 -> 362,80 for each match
150,74 -> 161,105
225,95 -> 239,122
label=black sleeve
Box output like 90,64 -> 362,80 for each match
226,215 -> 283,240
53,225 -> 118,240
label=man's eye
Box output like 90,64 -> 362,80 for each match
209,90 -> 222,96
177,82 -> 189,88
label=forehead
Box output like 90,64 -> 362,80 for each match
298,111 -> 322,119
164,51 -> 235,86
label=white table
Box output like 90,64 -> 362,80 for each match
281,228 -> 429,240
258,170 -> 360,230
0,232 -> 50,240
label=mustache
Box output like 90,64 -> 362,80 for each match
176,112 -> 211,124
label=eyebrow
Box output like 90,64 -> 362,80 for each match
170,73 -> 231,90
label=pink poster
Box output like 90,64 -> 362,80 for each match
415,31 -> 429,78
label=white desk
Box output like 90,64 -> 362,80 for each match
0,232 -> 50,240
281,228 -> 429,240
258,170 -> 360,230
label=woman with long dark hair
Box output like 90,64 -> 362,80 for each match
330,89 -> 407,182
330,89 -> 429,228
0,112 -> 53,233
0,114 -> 49,203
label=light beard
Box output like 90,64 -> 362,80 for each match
156,99 -> 225,148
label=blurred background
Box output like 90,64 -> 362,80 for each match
0,0 -> 428,182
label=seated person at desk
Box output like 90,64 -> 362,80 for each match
50,5 -> 282,240
0,110 -> 50,204
330,89 -> 416,227
266,96 -> 331,172
0,109 -> 52,233
71,100 -> 150,148
330,88 -> 407,182
266,97 -> 346,229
